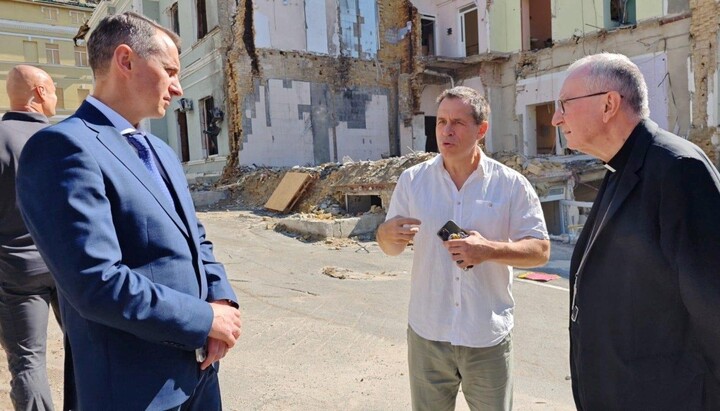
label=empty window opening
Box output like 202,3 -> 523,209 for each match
522,0 -> 552,50
460,6 -> 479,56
610,0 -> 636,26
345,194 -> 382,214
176,110 -> 190,162
169,3 -> 180,35
200,96 -> 218,157
425,116 -> 438,152
421,16 -> 436,56
196,0 -> 208,40
535,102 -> 556,155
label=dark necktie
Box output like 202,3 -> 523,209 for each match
123,132 -> 174,204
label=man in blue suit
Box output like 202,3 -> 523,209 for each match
16,12 -> 242,410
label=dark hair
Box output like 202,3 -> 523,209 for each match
436,86 -> 490,124
87,11 -> 181,76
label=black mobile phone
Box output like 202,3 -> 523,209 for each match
437,220 -> 468,241
437,220 -> 474,269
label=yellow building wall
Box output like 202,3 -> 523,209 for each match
552,0 -> 605,42
636,2 -> 664,22
0,1 -> 91,26
0,0 -> 95,117
489,0 -> 522,52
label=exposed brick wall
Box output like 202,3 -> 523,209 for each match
219,0 -> 418,174
688,0 -> 719,163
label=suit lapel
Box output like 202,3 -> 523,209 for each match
74,102 -> 190,238
145,136 -> 197,237
576,122 -> 654,274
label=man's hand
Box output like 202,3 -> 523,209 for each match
444,230 -> 494,269
208,300 -> 242,348
200,337 -> 228,370
376,216 -> 421,256
444,232 -> 550,269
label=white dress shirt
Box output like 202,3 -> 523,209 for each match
386,153 -> 548,348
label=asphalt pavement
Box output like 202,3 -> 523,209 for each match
0,210 -> 575,410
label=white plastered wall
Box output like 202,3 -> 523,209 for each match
241,80 -> 315,167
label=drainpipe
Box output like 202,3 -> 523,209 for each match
423,69 -> 455,88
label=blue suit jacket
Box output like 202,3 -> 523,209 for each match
16,102 -> 238,410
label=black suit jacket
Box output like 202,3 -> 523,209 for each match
570,120 -> 720,410
0,111 -> 50,279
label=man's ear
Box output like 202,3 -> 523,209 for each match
33,84 -> 47,102
602,91 -> 623,122
477,121 -> 489,141
113,44 -> 134,78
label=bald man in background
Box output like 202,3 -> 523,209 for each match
0,65 -> 60,410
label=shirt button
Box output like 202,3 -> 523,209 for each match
457,201 -> 461,205
455,277 -> 459,281
455,302 -> 459,307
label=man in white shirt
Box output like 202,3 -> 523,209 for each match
376,86 -> 550,411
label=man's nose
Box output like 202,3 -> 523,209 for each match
170,81 -> 183,97
551,108 -> 563,126
440,123 -> 452,135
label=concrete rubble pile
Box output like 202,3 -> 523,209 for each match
212,152 -> 436,217
206,151 -> 606,211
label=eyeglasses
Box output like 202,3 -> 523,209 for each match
556,91 -> 622,114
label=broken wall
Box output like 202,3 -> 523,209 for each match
240,79 -> 390,166
495,13 -> 692,156
220,0 -> 416,170
688,0 -> 720,161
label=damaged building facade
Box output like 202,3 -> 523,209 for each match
86,0 -> 720,236
409,0 -> 706,236
215,0 -> 416,171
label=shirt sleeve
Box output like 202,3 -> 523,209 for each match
508,174 -> 549,241
385,170 -> 411,221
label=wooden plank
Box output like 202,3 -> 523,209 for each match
264,172 -> 314,213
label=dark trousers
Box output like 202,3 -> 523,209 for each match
165,363 -> 222,411
0,273 -> 61,411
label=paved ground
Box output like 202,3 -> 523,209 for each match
0,211 -> 575,410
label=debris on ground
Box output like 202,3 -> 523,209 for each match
321,266 -> 400,280
199,151 -> 603,219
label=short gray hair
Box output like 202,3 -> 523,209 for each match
568,53 -> 649,119
436,86 -> 490,124
88,12 -> 180,76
